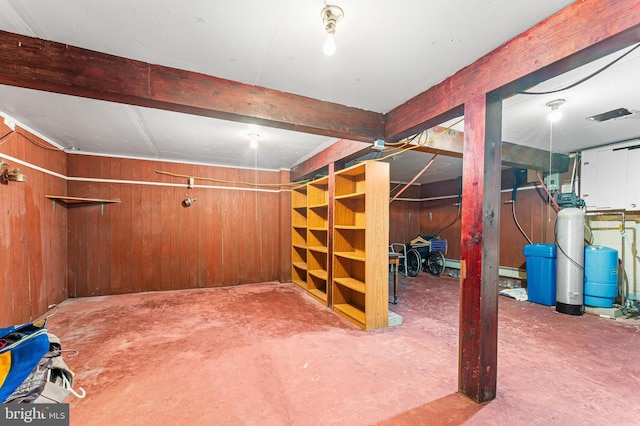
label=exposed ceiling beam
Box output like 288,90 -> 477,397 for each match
290,139 -> 371,181
394,127 -> 569,172
385,0 -> 640,141
0,29 -> 385,143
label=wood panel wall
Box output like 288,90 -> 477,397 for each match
387,171 -> 557,270
389,184 -> 421,245
67,155 -> 291,297
0,120 -> 67,325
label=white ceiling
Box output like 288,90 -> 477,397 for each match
1,0 -> 638,185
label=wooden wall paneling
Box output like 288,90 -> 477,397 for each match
196,164 -> 215,288
265,172 -> 279,282
109,158 -> 124,294
159,183 -> 173,291
1,180 -> 15,324
168,167 -> 183,289
148,161 -> 164,291
195,164 -> 213,287
26,161 -> 45,320
1,128 -> 67,323
178,162 -> 199,289
66,205 -> 78,298
237,183 -> 254,284
66,158 -> 88,296
208,187 -> 224,287
63,155 -> 287,296
13,135 -> 30,321
389,184 -> 421,245
44,164 -> 67,305
222,167 -> 240,285
0,125 -> 62,322
129,160 -> 145,293
119,159 -> 134,293
10,167 -> 29,322
169,185 -> 182,290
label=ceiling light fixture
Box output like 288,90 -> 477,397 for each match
248,125 -> 260,149
321,5 -> 344,56
546,99 -> 565,123
249,137 -> 258,149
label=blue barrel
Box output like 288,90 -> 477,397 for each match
524,244 -> 557,306
584,246 -> 618,308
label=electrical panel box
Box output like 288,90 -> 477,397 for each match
544,173 -> 560,191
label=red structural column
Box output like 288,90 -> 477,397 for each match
458,93 -> 502,403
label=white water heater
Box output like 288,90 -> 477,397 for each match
555,208 -> 585,315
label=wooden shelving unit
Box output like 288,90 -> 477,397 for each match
290,162 -> 388,330
332,161 -> 389,331
305,176 -> 330,305
291,185 -> 308,290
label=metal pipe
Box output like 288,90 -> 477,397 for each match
389,154 -> 438,203
585,211 -> 626,306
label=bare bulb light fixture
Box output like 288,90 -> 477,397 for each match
321,5 -> 344,56
248,132 -> 259,149
546,99 -> 565,123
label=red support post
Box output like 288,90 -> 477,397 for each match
458,93 -> 502,403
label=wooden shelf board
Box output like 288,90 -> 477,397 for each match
292,243 -> 307,250
292,224 -> 307,230
46,195 -> 120,205
333,225 -> 365,230
334,277 -> 366,294
307,245 -> 328,254
292,261 -> 308,270
334,251 -> 366,262
307,227 -> 328,232
308,203 -> 328,209
308,269 -> 328,281
293,205 -> 307,210
307,288 -> 328,303
335,191 -> 366,200
334,303 -> 365,325
292,280 -> 307,289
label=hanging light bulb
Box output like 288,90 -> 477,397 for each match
323,32 -> 336,56
248,124 -> 260,149
546,99 -> 565,123
321,5 -> 343,56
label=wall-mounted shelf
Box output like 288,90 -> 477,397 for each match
45,195 -> 121,214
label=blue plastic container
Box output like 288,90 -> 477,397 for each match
584,246 -> 618,308
524,244 -> 557,306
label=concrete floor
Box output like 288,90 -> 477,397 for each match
47,272 -> 640,425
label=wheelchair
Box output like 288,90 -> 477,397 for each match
405,235 -> 447,277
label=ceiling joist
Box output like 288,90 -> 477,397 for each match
0,29 -> 385,143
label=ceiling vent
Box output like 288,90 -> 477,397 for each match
586,107 -> 638,122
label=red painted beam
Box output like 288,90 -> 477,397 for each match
0,30 -> 385,143
458,94 -> 502,403
290,139 -> 371,181
386,0 -> 640,140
